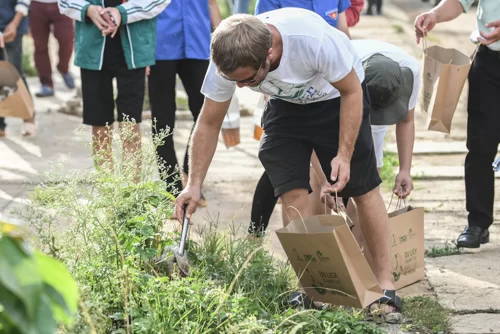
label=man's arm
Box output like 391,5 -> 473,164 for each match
396,109 -> 414,175
394,109 -> 415,198
188,97 -> 232,188
344,0 -> 364,27
332,69 -> 363,162
415,0 -> 466,43
117,0 -> 171,25
209,0 -> 222,31
337,12 -> 351,39
15,0 -> 31,17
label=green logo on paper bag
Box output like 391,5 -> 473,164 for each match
392,234 -> 397,247
304,254 -> 317,262
316,250 -> 330,262
393,272 -> 401,282
409,228 -> 416,239
292,248 -> 304,261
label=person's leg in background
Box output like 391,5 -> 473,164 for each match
148,60 -> 183,194
116,65 -> 146,183
0,49 -> 6,136
367,0 -> 375,15
177,58 -> 210,206
30,1 -> 55,97
376,0 -> 383,15
4,32 -> 36,136
50,2 -> 75,90
459,47 -> 500,248
249,170 -> 279,236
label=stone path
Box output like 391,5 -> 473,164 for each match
1,2 -> 499,333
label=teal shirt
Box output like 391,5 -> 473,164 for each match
459,0 -> 500,51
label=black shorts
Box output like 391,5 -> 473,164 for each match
258,82 -> 381,198
80,62 -> 145,126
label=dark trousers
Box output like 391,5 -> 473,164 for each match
465,46 -> 500,230
30,1 -> 74,88
0,33 -> 32,130
368,0 -> 383,13
148,59 -> 209,193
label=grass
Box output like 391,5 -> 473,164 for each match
402,296 -> 452,334
15,121 -> 387,334
425,241 -> 461,258
22,53 -> 37,77
380,151 -> 399,188
392,24 -> 405,34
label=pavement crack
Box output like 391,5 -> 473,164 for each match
452,308 -> 500,315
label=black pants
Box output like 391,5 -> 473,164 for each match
367,0 -> 383,14
148,59 -> 209,194
465,46 -> 500,230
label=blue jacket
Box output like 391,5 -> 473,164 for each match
0,0 -> 29,35
155,0 -> 211,60
255,0 -> 351,28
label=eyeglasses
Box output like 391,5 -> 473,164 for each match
220,61 -> 265,84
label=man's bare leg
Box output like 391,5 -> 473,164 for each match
92,125 -> 113,170
281,188 -> 312,226
353,186 -> 396,311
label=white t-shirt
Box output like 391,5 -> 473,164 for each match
201,7 -> 365,105
351,39 -> 421,111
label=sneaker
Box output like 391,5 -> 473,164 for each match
21,122 -> 36,137
61,72 -> 75,89
35,85 -> 55,98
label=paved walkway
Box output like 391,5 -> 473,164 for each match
1,2 -> 499,333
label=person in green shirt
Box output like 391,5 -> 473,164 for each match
415,0 -> 500,249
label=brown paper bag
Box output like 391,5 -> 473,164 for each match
0,59 -> 34,120
420,42 -> 473,134
363,205 -> 425,290
275,212 -> 384,308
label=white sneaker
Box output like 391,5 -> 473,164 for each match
21,122 -> 36,137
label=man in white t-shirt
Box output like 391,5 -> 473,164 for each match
174,8 -> 400,313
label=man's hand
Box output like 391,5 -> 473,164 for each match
320,182 -> 336,212
3,21 -> 18,43
326,155 -> 350,193
100,7 -> 122,38
479,20 -> 500,46
0,33 -> 4,48
393,171 -> 413,199
414,11 -> 437,44
86,5 -> 109,31
175,185 -> 201,224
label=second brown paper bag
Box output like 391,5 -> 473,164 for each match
420,43 -> 473,134
275,213 -> 384,308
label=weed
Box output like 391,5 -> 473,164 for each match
402,296 -> 451,334
16,121 -> 384,334
380,151 -> 399,188
392,24 -> 405,34
22,53 -> 37,77
425,241 -> 461,258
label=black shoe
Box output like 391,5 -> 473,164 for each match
456,225 -> 489,248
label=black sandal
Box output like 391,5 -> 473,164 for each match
369,290 -> 402,313
288,292 -> 326,310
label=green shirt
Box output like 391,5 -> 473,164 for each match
458,0 -> 500,51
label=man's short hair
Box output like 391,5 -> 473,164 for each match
211,14 -> 272,75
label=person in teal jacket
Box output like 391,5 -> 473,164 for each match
58,0 -> 170,171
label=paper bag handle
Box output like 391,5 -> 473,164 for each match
332,192 -> 355,228
386,189 -> 406,212
422,36 -> 480,62
285,205 -> 309,233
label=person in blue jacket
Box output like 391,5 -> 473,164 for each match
0,0 -> 36,137
148,0 -> 221,206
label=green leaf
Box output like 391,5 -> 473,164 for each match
0,283 -> 29,333
31,295 -> 57,334
34,253 -> 78,326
